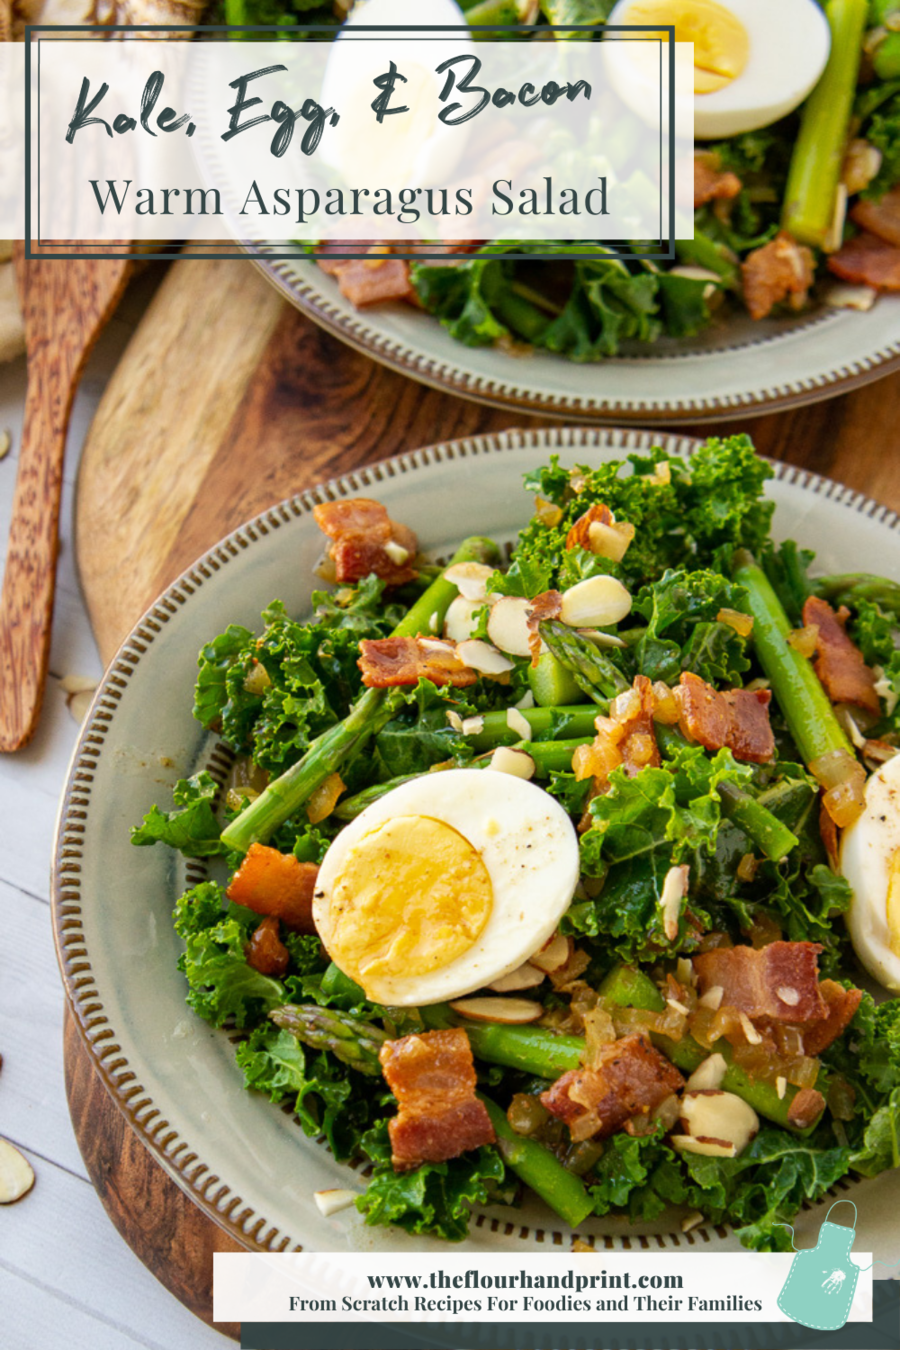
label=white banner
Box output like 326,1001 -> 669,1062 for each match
1,31 -> 693,245
212,1251 -> 873,1326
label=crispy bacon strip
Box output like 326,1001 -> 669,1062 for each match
694,154 -> 742,210
541,1034 -> 684,1140
828,230 -> 900,291
358,636 -> 478,689
566,503 -> 613,551
246,916 -> 290,978
850,187 -> 900,248
802,980 -> 863,1057
802,596 -> 881,715
693,942 -> 827,1025
316,248 -> 414,308
379,1028 -> 495,1171
525,589 -> 563,665
741,231 -> 815,321
313,497 -> 419,587
227,843 -> 319,934
676,672 -> 775,763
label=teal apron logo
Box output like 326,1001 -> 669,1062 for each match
776,1200 -> 863,1332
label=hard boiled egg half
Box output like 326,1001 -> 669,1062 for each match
607,0 -> 831,140
319,0 -> 472,190
313,768 -> 580,1006
841,750 -> 900,993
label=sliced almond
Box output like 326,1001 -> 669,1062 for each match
697,984 -> 724,1011
455,640 -> 514,677
243,663 -> 272,696
450,996 -> 544,1024
314,1188 -> 359,1217
680,1090 -> 759,1156
530,932 -> 571,973
659,864 -> 689,943
515,690 -> 535,710
669,264 -> 722,299
59,673 -> 99,695
445,561 -> 495,603
68,690 -> 95,724
0,1138 -> 35,1203
560,576 -> 632,629
506,707 -> 533,741
487,597 -> 533,658
738,1011 -> 762,1046
776,1076 -> 787,1101
577,628 -> 627,649
681,1210 -> 705,1233
488,962 -> 545,993
488,746 -> 535,780
776,985 -> 801,1008
444,595 -> 482,643
670,1134 -> 736,1158
446,710 -> 464,733
685,1053 -> 727,1093
461,715 -> 485,736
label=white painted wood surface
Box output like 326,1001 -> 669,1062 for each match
0,273 -> 227,1350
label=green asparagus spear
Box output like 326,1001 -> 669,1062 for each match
716,781 -> 799,863
528,650 -> 585,708
480,1096 -> 595,1229
813,572 -> 900,617
781,0 -> 868,247
220,536 -> 500,852
540,620 -> 630,704
468,705 -> 599,751
732,549 -> 853,767
270,1004 -> 387,1075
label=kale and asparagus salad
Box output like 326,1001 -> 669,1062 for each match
134,435 -> 900,1249
222,0 -> 900,360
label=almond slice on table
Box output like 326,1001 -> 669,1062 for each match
487,597 -> 533,658
530,932 -> 571,973
559,576 -> 632,629
314,1188 -> 359,1218
0,1138 -> 35,1204
450,997 -> 544,1024
488,963 -> 545,993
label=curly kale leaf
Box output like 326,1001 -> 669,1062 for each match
357,1120 -> 509,1242
236,1022 -> 388,1161
172,882 -> 286,1028
131,772 -> 225,857
590,1128 -> 675,1222
634,568 -> 751,686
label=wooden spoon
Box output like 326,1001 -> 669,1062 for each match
0,244 -> 131,751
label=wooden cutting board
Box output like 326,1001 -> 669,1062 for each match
66,251 -> 900,1338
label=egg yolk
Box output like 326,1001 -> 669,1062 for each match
326,815 -> 493,995
625,0 -> 750,95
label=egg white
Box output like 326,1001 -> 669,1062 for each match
606,0 -> 831,141
841,751 -> 900,994
313,768 -> 581,1006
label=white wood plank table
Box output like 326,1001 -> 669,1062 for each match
0,275 -> 228,1350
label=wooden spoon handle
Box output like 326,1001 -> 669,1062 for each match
0,355 -> 76,750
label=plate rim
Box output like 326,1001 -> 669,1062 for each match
51,424 -> 900,1255
249,247 -> 900,425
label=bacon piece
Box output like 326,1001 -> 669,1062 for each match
850,187 -> 900,248
540,1034 -> 684,1140
676,672 -> 775,763
694,153 -> 742,210
787,1087 -> 826,1130
741,231 -> 815,321
802,596 -> 880,715
566,503 -> 613,551
525,589 -> 563,665
802,980 -> 863,1056
246,916 -> 290,978
379,1028 -> 495,1171
318,254 -> 414,308
227,843 -> 319,934
358,636 -> 478,689
828,230 -> 900,291
313,497 -> 418,588
693,942 -> 827,1025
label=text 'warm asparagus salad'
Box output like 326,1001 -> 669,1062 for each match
134,436 -> 900,1247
